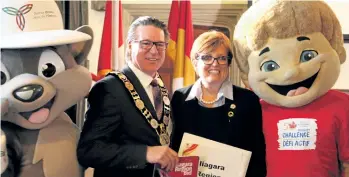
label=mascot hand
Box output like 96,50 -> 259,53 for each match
1,129 -> 9,174
1,98 -> 9,117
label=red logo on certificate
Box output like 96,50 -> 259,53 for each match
158,156 -> 199,177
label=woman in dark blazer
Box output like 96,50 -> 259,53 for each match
170,31 -> 266,177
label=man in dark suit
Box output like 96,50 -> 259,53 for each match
77,16 -> 179,177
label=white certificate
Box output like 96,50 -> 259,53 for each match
178,133 -> 252,177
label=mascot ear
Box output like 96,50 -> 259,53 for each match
338,46 -> 346,64
69,25 -> 94,64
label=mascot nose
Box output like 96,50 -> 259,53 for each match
284,69 -> 299,80
13,84 -> 44,102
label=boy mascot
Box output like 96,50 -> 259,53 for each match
233,0 -> 349,177
0,0 -> 93,176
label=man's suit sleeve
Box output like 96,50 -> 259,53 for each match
77,79 -> 148,169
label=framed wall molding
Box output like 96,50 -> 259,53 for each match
344,34 -> 349,43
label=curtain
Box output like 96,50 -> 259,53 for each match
56,1 -> 88,30
56,1 -> 89,129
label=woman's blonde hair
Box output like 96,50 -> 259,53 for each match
190,30 -> 233,65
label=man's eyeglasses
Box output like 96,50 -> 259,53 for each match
196,54 -> 230,65
133,40 -> 168,51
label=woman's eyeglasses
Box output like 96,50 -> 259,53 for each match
196,54 -> 229,65
133,40 -> 168,51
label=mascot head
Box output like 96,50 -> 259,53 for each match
233,0 -> 346,108
0,0 -> 93,129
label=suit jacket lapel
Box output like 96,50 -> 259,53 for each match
121,66 -> 158,120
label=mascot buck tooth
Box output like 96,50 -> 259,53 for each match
0,0 -> 93,176
233,0 -> 349,177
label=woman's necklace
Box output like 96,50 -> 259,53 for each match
199,92 -> 220,104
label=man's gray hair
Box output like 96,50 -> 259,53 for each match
126,16 -> 169,44
125,16 -> 170,61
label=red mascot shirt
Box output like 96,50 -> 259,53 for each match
262,90 -> 349,177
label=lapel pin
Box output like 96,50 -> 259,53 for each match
228,111 -> 234,117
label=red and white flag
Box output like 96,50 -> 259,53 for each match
91,0 -> 124,81
167,0 -> 195,92
112,0 -> 124,71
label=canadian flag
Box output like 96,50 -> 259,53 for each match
91,0 -> 124,81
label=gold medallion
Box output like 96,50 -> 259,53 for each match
124,82 -> 134,90
114,72 -> 173,145
228,111 -> 234,117
166,126 -> 171,135
166,121 -> 172,134
230,104 -> 236,109
163,116 -> 170,125
159,133 -> 170,145
159,123 -> 165,131
157,78 -> 164,87
163,96 -> 170,105
135,99 -> 145,109
150,119 -> 159,128
119,74 -> 126,80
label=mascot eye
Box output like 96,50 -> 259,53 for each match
41,63 -> 56,77
0,63 -> 10,85
38,50 -> 65,79
300,50 -> 318,63
260,60 -> 280,72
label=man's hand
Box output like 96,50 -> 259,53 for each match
146,146 -> 179,171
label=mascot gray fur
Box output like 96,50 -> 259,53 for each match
0,0 -> 93,176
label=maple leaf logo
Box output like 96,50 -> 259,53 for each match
283,121 -> 297,130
